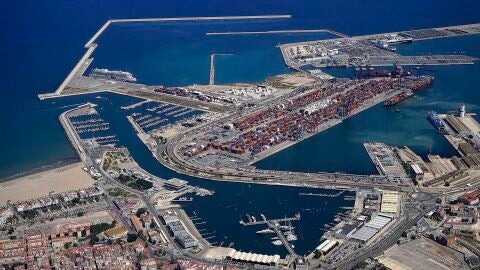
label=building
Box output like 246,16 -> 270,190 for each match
410,163 -> 424,181
130,215 -> 144,232
315,239 -> 339,256
380,190 -> 399,215
160,211 -> 198,249
226,249 -> 280,266
0,208 -> 13,227
0,239 -> 25,265
163,178 -> 188,190
458,189 -> 480,205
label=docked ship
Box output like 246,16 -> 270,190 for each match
89,68 -> 137,82
403,75 -> 434,90
428,111 -> 447,133
355,66 -> 414,78
381,34 -> 413,45
271,240 -> 283,246
256,229 -> 274,235
384,90 -> 414,107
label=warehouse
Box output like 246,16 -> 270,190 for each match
350,226 -> 378,243
381,190 -> 399,215
315,239 -> 339,255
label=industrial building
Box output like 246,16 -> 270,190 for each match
315,239 -> 339,256
160,211 -> 198,249
163,178 -> 188,190
226,250 -> 281,266
380,190 -> 399,215
350,213 -> 392,243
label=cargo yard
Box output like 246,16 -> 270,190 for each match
167,76 -> 434,173
280,23 -> 480,70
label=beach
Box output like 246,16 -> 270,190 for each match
0,162 -> 94,205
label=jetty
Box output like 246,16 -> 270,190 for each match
298,191 -> 344,197
38,15 -> 290,99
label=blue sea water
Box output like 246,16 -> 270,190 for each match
1,0 -> 480,256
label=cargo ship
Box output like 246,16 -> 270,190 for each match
89,68 -> 137,82
355,66 -> 414,78
403,75 -> 434,90
384,90 -> 414,106
428,111 -> 447,133
381,34 -> 413,45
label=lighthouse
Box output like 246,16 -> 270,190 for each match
459,103 -> 466,118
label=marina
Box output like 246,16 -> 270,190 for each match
123,100 -> 204,133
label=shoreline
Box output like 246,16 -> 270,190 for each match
0,157 -> 79,184
0,162 -> 94,205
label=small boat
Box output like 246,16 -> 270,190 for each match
256,229 -> 274,235
395,109 -> 400,113
272,240 -> 283,246
286,234 -> 298,242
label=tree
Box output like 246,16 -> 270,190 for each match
127,233 -> 138,243
136,207 -> 148,217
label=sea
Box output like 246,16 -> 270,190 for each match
1,0 -> 480,256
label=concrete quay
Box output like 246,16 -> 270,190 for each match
39,15 -> 291,100
206,29 -> 349,38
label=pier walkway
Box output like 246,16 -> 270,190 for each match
209,54 -> 215,85
240,214 -> 300,226
206,29 -> 349,38
268,221 -> 297,256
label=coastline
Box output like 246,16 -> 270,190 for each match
0,157 -> 79,184
0,162 -> 94,205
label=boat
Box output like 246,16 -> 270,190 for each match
381,34 -> 413,45
171,197 -> 193,202
286,234 -> 298,242
271,240 -> 283,246
403,75 -> 434,90
384,90 -> 414,106
89,68 -> 137,82
256,229 -> 274,235
427,111 -> 447,133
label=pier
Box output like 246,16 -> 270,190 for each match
209,54 -> 232,85
240,213 -> 300,256
38,15 -> 290,100
298,191 -> 344,197
209,54 -> 215,85
240,213 -> 300,226
206,29 -> 349,38
268,220 -> 297,256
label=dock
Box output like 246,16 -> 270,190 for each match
209,54 -> 215,85
240,213 -> 300,226
268,220 -> 297,256
206,29 -> 349,38
38,15 -> 290,100
299,191 -> 344,197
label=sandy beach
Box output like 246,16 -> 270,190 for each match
0,162 -> 94,205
